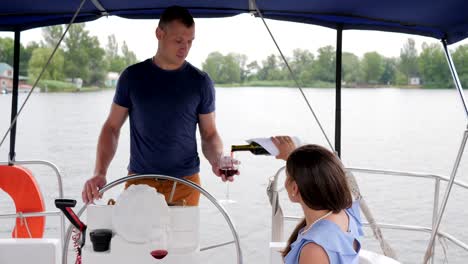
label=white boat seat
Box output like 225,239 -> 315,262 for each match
0,238 -> 61,264
359,249 -> 401,264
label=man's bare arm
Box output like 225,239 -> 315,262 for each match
198,112 -> 228,180
82,103 -> 128,203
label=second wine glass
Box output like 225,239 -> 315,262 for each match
218,153 -> 239,204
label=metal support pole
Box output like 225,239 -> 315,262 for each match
9,30 -> 20,164
335,25 -> 343,157
441,39 -> 468,119
430,179 -> 440,264
424,40 -> 468,263
423,128 -> 468,263
269,166 -> 286,242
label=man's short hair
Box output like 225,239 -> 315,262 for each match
158,6 -> 194,29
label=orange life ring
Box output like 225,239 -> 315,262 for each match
0,165 -> 45,238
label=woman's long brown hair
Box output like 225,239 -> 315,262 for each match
282,144 -> 352,258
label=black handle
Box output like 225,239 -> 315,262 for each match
55,199 -> 87,248
55,198 -> 77,208
55,199 -> 87,231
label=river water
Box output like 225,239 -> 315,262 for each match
1,87 -> 467,263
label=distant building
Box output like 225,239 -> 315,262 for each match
409,76 -> 420,86
105,72 -> 119,88
73,78 -> 83,89
0,62 -> 13,92
66,78 -> 83,89
0,62 -> 29,93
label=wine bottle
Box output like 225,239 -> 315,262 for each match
231,142 -> 270,155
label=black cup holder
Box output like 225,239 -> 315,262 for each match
90,229 -> 113,252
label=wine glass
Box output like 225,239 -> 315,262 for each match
218,153 -> 239,204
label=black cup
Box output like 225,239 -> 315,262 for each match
89,229 -> 113,252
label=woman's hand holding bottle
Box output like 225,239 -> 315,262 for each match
271,136 -> 297,161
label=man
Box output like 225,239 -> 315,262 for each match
82,6 -> 235,206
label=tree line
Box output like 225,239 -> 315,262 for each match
202,38 -> 468,88
1,32 -> 467,89
0,23 -> 137,87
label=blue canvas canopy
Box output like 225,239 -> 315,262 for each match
2,4 -> 468,256
1,0 -> 467,44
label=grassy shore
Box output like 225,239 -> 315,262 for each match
33,80 -> 115,92
33,79 -> 441,92
214,80 -> 429,89
215,80 -> 335,88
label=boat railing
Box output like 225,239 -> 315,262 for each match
268,166 -> 468,261
0,160 -> 66,247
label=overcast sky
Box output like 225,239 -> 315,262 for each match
1,14 -> 467,69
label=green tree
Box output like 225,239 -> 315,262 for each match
105,35 -> 134,73
380,57 -> 397,85
28,47 -> 65,81
276,55 -> 291,81
0,37 -> 14,65
234,54 -> 248,83
219,53 -> 241,83
202,51 -> 224,82
418,42 -> 451,88
63,23 -> 90,82
258,54 -> 282,81
20,41 -> 40,76
106,35 -> 119,61
314,45 -> 335,82
84,35 -> 107,86
453,44 -> 468,88
106,35 -> 123,72
291,49 -> 314,73
342,52 -> 361,84
399,38 -> 419,84
121,41 -> 138,67
63,23 -> 106,85
0,37 -> 40,77
289,49 -> 314,84
361,52 -> 384,84
42,26 -> 64,48
394,69 -> 408,86
202,52 -> 243,84
245,61 -> 260,81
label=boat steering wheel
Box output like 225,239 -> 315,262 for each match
61,174 -> 243,264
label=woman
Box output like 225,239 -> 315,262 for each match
271,136 -> 363,264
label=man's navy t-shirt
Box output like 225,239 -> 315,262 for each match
113,58 -> 215,178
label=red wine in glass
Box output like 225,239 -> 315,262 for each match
218,152 -> 239,204
220,167 -> 238,177
151,249 -> 168,260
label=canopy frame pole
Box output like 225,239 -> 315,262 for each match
442,39 -> 468,119
8,30 -> 20,164
90,0 -> 108,16
0,0 -> 88,156
423,127 -> 468,263
335,25 -> 343,157
423,39 -> 468,263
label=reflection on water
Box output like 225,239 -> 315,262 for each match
0,88 -> 467,263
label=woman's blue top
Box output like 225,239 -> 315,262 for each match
284,201 -> 363,264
